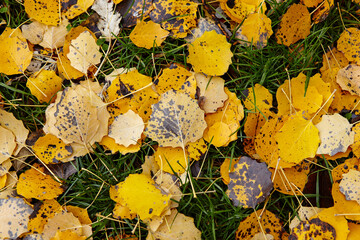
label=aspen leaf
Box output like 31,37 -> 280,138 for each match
50,230 -> 86,240
320,47 -> 349,73
289,218 -> 336,239
21,21 -> 46,44
227,156 -> 273,208
0,108 -> 29,155
339,169 -> 360,204
27,70 -> 63,103
28,199 -> 62,234
315,114 -> 354,156
145,90 -> 207,148
0,171 -> 18,199
17,164 -> 64,200
24,0 -> 60,26
312,0 -> 334,24
348,222 -> 360,240
352,124 -> 360,158
236,210 -> 285,240
331,158 -> 359,183
67,30 -> 102,74
275,4 -> 311,46
40,19 -> 69,49
61,0 -> 95,19
185,17 -> 223,43
119,0 -> 152,28
237,13 -> 273,49
112,173 -> 171,219
187,30 -> 233,76
155,64 -> 194,96
33,134 -> 73,164
220,157 -> 240,185
243,84 -> 273,113
332,181 -> 360,221
337,28 -> 360,64
0,197 -> 34,239
149,0 -> 197,38
203,122 -> 232,147
0,126 -> 16,164
146,209 -> 201,240
42,211 -> 83,240
100,135 -> 141,155
154,147 -> 187,174
130,20 -> 169,49
275,113 -> 320,165
336,64 -> 360,96
65,205 -> 92,225
270,160 -> 311,195
108,110 -> 144,147
195,73 -> 228,113
289,206 -> 323,231
186,138 -> 208,161
0,28 -> 33,75
219,0 -> 266,23
301,0 -> 323,7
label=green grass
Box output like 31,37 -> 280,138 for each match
0,0 -> 359,239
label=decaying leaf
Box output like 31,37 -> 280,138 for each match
27,70 -> 63,103
146,209 -> 201,240
91,0 -> 122,40
28,199 -> 62,234
108,110 -> 144,147
111,173 -> 171,219
243,84 -> 273,113
314,207 -> 350,239
154,147 -> 187,174
220,0 -> 266,24
0,197 -> 33,239
235,210 -> 285,240
275,4 -> 311,46
24,0 -> 60,26
289,206 -> 323,230
337,64 -> 360,96
312,0 -> 334,24
289,218 -> 336,239
332,181 -> 360,221
0,28 -> 33,75
227,156 -> 273,208
185,17 -> 223,43
185,138 -> 208,161
118,0 -> 153,27
61,0 -> 95,19
67,30 -> 102,74
236,13 -> 273,49
220,157 -> 240,185
195,73 -> 228,113
275,113 -> 320,165
339,169 -> 360,204
337,28 -> 360,64
187,30 -> 233,76
145,90 -> 207,148
0,126 -> 16,164
149,0 -> 197,38
50,230 -> 86,240
130,20 -> 169,49
16,164 -> 64,200
42,211 -> 83,240
315,114 -> 354,156
33,134 -> 73,164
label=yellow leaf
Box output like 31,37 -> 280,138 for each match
275,113 -> 320,165
0,126 -> 16,164
100,135 -> 141,155
112,173 -> 171,219
145,90 -> 207,148
244,84 -> 273,113
24,0 -> 60,26
65,205 -> 92,225
187,30 -> 233,76
313,207 -> 349,240
28,199 -> 62,234
67,30 -> 102,74
203,122 -> 232,147
42,211 -> 83,240
337,28 -> 360,65
219,0 -> 266,24
289,206 -> 323,231
339,169 -> 360,204
186,138 -> 208,161
0,198 -> 33,239
33,134 -> 73,164
154,147 -> 187,174
0,28 -> 33,75
62,0 -> 95,19
16,164 -> 64,200
50,230 -> 86,240
332,181 -> 360,221
337,64 -> 360,96
220,157 -> 239,185
27,70 -> 63,103
315,114 -> 354,156
237,13 -> 273,49
275,4 -> 311,46
290,217 -> 336,239
130,20 -> 169,49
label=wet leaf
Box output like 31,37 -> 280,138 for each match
227,156 -> 273,208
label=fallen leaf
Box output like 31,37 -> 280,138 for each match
17,164 -> 64,200
220,157 -> 240,185
336,64 -> 360,96
61,0 -> 95,19
145,90 -> 207,148
289,218 -> 336,239
315,114 -> 354,156
313,207 -> 350,239
130,20 -> 169,49
27,70 -> 63,103
243,84 -> 273,113
154,147 -> 187,174
67,30 -> 102,74
275,113 -> 320,165
0,28 -> 33,75
275,4 -> 311,46
33,134 -> 73,164
227,156 -> 273,208
24,0 -> 60,26
339,169 -> 360,204
312,0 -> 334,24
50,230 -> 86,240
236,209 -> 286,240
0,197 -> 34,239
185,17 -> 223,43
42,211 -> 83,240
220,0 -> 266,23
289,206 -> 323,230
187,30 -> 233,76
337,27 -> 360,64
28,199 -> 62,234
118,0 -> 152,27
0,126 -> 16,164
